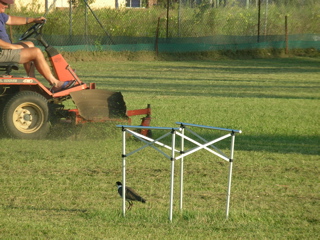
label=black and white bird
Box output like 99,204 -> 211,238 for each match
116,181 -> 146,210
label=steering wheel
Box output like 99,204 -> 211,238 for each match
19,21 -> 46,41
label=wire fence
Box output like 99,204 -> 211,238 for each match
8,0 -> 320,51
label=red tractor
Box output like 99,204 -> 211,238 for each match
0,22 -> 151,139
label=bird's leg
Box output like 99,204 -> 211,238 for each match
127,201 -> 133,211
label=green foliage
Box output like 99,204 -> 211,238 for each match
70,0 -> 96,7
6,1 -> 320,38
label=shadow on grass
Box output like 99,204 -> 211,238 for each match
47,121 -> 120,140
146,131 -> 319,156
86,76 -> 319,100
3,205 -> 87,213
81,58 -> 320,100
0,125 -> 317,155
237,134 -> 319,155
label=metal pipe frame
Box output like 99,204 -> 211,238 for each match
117,123 -> 241,222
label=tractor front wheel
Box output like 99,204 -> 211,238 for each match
2,91 -> 50,139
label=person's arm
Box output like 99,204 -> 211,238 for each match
6,16 -> 46,26
0,38 -> 23,49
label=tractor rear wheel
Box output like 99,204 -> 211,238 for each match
2,91 -> 50,139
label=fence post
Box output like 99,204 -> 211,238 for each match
285,15 -> 289,54
69,0 -> 73,36
257,0 -> 261,43
166,0 -> 169,38
155,17 -> 160,55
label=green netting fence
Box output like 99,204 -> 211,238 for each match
12,34 -> 319,52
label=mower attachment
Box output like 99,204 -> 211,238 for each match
67,89 -> 151,136
70,89 -> 128,121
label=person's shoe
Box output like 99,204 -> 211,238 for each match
51,80 -> 76,93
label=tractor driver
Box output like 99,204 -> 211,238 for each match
0,0 -> 75,92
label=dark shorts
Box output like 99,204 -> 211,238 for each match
0,49 -> 21,63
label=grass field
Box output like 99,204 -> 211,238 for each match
0,57 -> 319,239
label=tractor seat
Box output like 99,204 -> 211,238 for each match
0,62 -> 19,75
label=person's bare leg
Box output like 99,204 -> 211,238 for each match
23,61 -> 35,77
15,42 -> 36,77
19,47 -> 65,89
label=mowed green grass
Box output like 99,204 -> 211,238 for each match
0,57 -> 319,239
